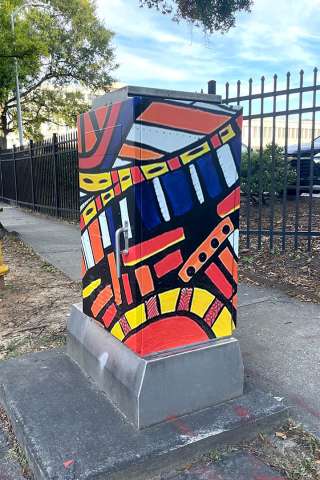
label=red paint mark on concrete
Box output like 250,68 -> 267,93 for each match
290,394 -> 320,419
255,476 -> 285,480
63,459 -> 75,469
166,415 -> 194,437
233,405 -> 250,418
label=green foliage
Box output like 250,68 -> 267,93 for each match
0,0 -> 117,144
139,0 -> 253,33
241,144 -> 297,201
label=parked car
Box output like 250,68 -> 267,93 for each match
287,137 -> 320,194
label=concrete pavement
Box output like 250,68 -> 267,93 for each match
1,202 -> 320,435
0,203 -> 81,281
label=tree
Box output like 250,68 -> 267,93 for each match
0,0 -> 117,148
139,0 -> 253,33
241,144 -> 297,204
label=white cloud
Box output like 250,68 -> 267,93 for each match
97,0 -> 320,91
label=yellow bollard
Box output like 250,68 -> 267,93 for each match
0,240 -> 9,287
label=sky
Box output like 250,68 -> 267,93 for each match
97,0 -> 320,99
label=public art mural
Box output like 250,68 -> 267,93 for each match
78,95 -> 242,357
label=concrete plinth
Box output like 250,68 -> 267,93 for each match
67,304 -> 244,429
0,349 -> 288,480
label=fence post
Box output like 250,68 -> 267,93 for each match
29,139 -> 35,210
13,145 -> 18,205
52,133 -> 59,217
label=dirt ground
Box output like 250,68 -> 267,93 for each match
239,196 -> 320,304
0,234 -> 81,360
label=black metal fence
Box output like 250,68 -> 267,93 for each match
223,68 -> 320,252
0,132 -> 79,220
1,69 -> 320,251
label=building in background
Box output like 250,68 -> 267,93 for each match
242,117 -> 320,149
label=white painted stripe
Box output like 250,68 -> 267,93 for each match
112,157 -> 132,168
126,124 -> 203,153
189,164 -> 204,204
193,102 -> 235,115
153,178 -> 170,222
228,230 -> 239,257
80,196 -> 94,212
217,144 -> 238,187
98,212 -> 111,248
119,198 -> 133,239
81,230 -> 95,268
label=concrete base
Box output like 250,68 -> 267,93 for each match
0,349 -> 288,480
67,304 -> 244,429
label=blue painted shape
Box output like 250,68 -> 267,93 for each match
161,170 -> 193,217
196,152 -> 222,199
106,207 -> 115,247
135,182 -> 161,230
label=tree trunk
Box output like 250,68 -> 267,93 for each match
0,136 -> 7,151
0,107 -> 8,151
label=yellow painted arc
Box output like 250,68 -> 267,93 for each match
83,278 -> 101,299
125,303 -> 147,329
212,307 -> 233,338
159,288 -> 181,314
111,322 -> 125,341
190,288 -> 215,318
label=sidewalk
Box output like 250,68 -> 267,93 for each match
0,203 -> 81,281
1,202 -> 320,435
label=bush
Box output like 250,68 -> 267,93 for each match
241,144 -> 296,203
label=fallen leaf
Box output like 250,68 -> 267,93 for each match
275,431 -> 287,440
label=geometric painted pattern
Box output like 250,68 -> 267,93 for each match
78,95 -> 242,357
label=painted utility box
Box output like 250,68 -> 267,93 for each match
78,86 -> 242,358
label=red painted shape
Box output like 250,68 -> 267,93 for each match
138,102 -> 231,134
178,288 -> 193,311
83,112 -> 96,151
95,105 -> 109,130
205,263 -> 233,300
79,103 -> 121,169
211,133 -> 222,149
122,227 -> 185,266
236,115 -> 243,130
95,196 -> 102,211
114,183 -> 121,196
63,460 -> 74,469
119,316 -> 131,335
255,477 -> 285,480
124,315 -> 208,356
131,166 -> 145,184
122,273 -> 133,305
146,295 -> 159,319
168,156 -> 181,171
111,170 -> 119,183
79,215 -> 85,231
154,250 -> 183,278
102,303 -> 117,328
217,187 -> 240,218
234,405 -> 250,418
166,415 -> 193,436
204,299 -> 223,327
88,219 -> 104,264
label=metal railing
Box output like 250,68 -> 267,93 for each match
1,69 -> 320,251
0,132 -> 79,220
223,68 -> 320,252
